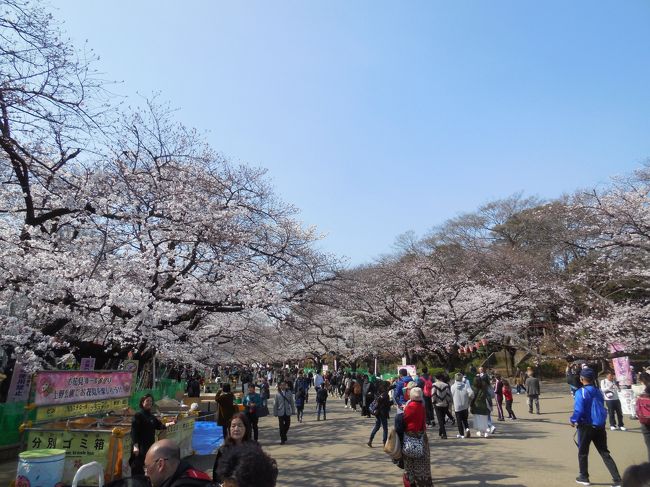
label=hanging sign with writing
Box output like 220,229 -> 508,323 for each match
33,371 -> 133,406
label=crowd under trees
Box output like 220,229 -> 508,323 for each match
1,0 -> 648,373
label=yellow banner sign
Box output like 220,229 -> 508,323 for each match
25,429 -> 125,484
158,417 -> 195,458
35,397 -> 130,422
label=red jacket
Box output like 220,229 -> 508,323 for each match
403,400 -> 426,432
503,387 -> 513,401
421,375 -> 433,398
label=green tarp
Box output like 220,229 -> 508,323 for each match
0,401 -> 34,446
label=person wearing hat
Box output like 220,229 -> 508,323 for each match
570,367 -> 622,487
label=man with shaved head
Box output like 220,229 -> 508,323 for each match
144,439 -> 213,487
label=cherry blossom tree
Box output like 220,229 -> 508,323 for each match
561,166 -> 650,355
0,1 -> 337,369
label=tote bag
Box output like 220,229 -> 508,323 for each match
402,433 -> 425,458
383,427 -> 402,460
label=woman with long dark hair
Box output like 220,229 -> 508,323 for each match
471,376 -> 491,437
367,382 -> 391,447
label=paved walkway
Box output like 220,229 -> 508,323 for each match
1,382 -> 647,486
243,382 -> 647,486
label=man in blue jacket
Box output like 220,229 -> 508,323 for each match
394,368 -> 413,409
570,368 -> 621,487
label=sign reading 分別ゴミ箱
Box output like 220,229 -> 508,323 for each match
32,370 -> 133,406
25,429 -> 125,484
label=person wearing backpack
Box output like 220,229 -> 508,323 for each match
570,368 -> 622,487
394,368 -> 413,409
637,371 -> 650,461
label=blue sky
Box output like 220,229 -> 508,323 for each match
53,1 -> 650,266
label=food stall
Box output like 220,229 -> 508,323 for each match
20,370 -> 135,485
154,398 -> 196,457
20,370 -> 198,485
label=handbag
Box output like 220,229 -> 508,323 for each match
383,427 -> 402,460
257,404 -> 269,418
369,397 -> 380,417
402,433 -> 425,458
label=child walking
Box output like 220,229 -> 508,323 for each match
503,380 -> 517,420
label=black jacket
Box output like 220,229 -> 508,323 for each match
131,409 -> 165,455
376,391 -> 391,419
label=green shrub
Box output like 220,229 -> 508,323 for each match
428,367 -> 447,377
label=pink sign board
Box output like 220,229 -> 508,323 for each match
33,370 -> 133,406
610,343 -> 633,387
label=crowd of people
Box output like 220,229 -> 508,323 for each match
125,363 -> 650,487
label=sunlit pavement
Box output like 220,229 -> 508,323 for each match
0,381 -> 645,486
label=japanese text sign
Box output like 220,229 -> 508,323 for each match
7,361 -> 32,403
33,371 -> 133,406
26,429 -> 118,484
610,343 -> 633,386
36,397 -> 130,422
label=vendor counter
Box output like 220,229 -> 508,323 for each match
22,414 -> 196,484
23,418 -> 132,485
